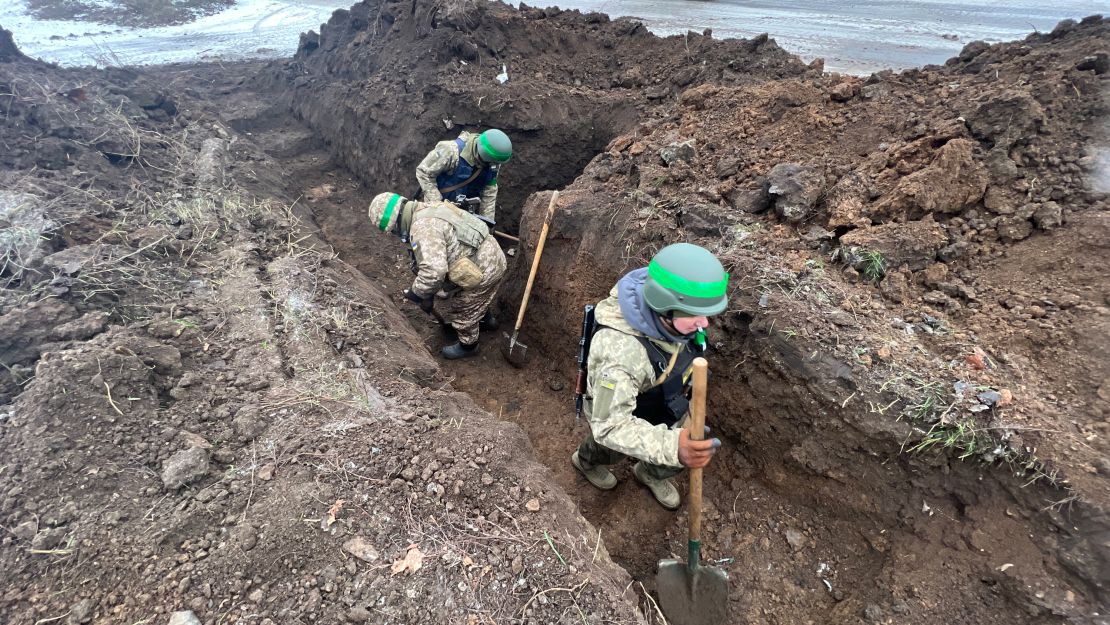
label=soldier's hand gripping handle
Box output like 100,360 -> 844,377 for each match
678,428 -> 720,468
678,358 -> 720,469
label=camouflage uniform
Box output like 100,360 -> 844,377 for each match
577,285 -> 692,478
407,202 -> 506,345
415,131 -> 499,221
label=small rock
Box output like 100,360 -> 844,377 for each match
996,217 -> 1033,242
257,464 -> 275,480
1033,202 -> 1063,230
13,519 -> 38,541
67,598 -> 95,624
343,537 -> 380,562
347,606 -> 372,622
167,611 -> 202,625
977,390 -> 1002,407
1076,52 -> 1109,74
767,163 -> 825,223
784,528 -> 807,552
511,555 -> 524,574
31,527 -> 67,551
862,604 -> 884,623
715,156 -> 741,179
161,448 -> 210,490
998,388 -> 1014,407
660,140 -> 696,166
829,81 -> 859,102
922,263 -> 949,288
876,346 -> 892,362
828,311 -> 855,327
248,589 -> 264,604
525,498 -> 541,512
549,380 -> 565,392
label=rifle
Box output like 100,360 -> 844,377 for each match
575,304 -> 597,420
452,195 -> 483,215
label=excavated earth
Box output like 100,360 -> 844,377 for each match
1,4 -> 1109,625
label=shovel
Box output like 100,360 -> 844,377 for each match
501,190 -> 559,367
656,357 -> 729,625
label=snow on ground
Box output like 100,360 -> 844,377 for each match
3,0 -> 1106,72
2,0 -> 350,66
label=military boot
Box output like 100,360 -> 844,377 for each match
633,462 -> 680,510
571,451 -> 617,490
478,310 -> 498,331
441,341 -> 479,359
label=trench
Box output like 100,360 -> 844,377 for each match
200,70 -> 1100,623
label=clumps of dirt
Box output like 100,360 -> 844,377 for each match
0,26 -> 28,63
266,0 -> 813,230
489,14 -> 1109,623
23,0 -> 234,28
0,35 -> 642,625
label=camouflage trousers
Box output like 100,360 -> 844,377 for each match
440,236 -> 506,345
575,434 -> 683,481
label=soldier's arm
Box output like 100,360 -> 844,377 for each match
408,220 -> 450,296
587,332 -> 682,467
479,176 -> 498,221
415,143 -> 457,203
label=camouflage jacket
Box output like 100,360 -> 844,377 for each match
584,286 -> 689,468
406,201 -> 493,297
415,132 -> 498,220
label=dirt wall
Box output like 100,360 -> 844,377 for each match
265,0 -> 811,231
492,16 -> 1110,621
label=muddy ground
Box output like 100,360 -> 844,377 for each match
1,4 -> 1109,625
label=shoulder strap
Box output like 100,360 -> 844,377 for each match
440,139 -> 485,194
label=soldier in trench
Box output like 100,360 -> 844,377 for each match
573,243 -> 726,510
366,192 -> 505,359
415,128 -> 512,223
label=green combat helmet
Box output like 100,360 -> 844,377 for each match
368,192 -> 407,231
643,242 -> 729,316
477,129 -> 512,163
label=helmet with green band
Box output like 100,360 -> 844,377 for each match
477,129 -> 512,163
643,243 -> 729,316
368,192 -> 406,232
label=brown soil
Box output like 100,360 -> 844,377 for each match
1,5 -> 1109,625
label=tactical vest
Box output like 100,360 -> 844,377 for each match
632,335 -> 701,427
593,324 -> 701,427
417,202 -> 490,254
436,138 -> 499,202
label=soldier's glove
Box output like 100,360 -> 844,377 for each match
677,427 -> 721,469
403,289 -> 435,314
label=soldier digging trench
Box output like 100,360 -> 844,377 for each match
367,191 -> 506,359
573,243 -> 726,509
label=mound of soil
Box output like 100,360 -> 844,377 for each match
497,14 -> 1110,622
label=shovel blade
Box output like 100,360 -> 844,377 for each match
656,559 -> 729,625
500,331 -> 528,367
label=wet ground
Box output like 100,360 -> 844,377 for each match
4,0 -> 1103,72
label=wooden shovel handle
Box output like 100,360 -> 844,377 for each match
513,190 -> 559,333
688,357 -> 708,545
